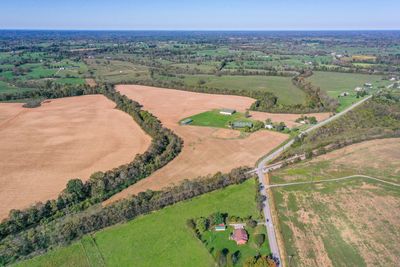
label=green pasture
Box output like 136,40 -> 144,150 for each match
16,179 -> 261,267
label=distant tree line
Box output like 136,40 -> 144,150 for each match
0,167 -> 252,265
0,84 -> 183,243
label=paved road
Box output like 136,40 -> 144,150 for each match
268,174 -> 400,188
254,95 -> 373,266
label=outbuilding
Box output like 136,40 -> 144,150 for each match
220,109 -> 236,115
215,224 -> 226,231
180,118 -> 193,125
232,121 -> 253,128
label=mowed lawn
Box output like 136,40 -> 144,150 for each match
182,109 -> 252,128
182,75 -> 306,105
16,179 -> 260,267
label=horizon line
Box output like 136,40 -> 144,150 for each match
1,28 -> 400,32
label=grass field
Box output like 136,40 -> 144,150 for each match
16,179 -> 263,267
307,71 -> 385,111
158,74 -> 306,105
201,224 -> 270,265
270,138 -> 400,267
181,109 -> 253,129
86,59 -> 150,84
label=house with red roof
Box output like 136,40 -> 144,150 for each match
230,228 -> 248,245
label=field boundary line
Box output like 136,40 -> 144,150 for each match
268,174 -> 400,188
80,235 -> 106,267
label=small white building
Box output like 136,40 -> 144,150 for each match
354,87 -> 364,92
340,92 -> 349,97
390,77 -> 396,81
219,109 -> 236,116
265,124 -> 274,129
364,83 -> 372,87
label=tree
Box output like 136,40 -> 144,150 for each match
247,219 -> 257,228
216,249 -> 227,267
65,179 -> 86,202
254,234 -> 265,248
308,116 -> 317,124
245,109 -> 250,118
196,217 -> 209,233
231,251 -> 241,265
186,219 -> 196,230
211,212 -> 224,225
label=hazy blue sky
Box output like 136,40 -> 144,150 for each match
1,0 -> 399,30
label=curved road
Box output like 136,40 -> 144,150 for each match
255,95 -> 372,266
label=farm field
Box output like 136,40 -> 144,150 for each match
106,85 -> 289,204
270,138 -> 400,266
86,58 -> 150,83
16,179 -> 260,267
161,74 -> 306,105
181,109 -> 253,129
307,71 -> 384,111
0,95 -> 151,219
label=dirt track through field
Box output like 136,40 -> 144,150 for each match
105,85 -> 291,204
0,95 -> 151,220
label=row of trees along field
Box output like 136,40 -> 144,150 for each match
0,84 -> 183,242
112,69 -> 339,114
279,90 -> 400,160
0,167 -> 251,265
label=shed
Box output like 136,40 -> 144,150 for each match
215,224 -> 226,231
232,121 -> 253,128
180,118 -> 193,125
220,109 -> 236,115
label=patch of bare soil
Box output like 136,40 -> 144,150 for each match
278,183 -> 400,267
250,111 -> 331,128
211,128 -> 242,139
313,138 -> 400,176
85,78 -> 97,87
0,95 -> 151,220
106,85 -> 296,204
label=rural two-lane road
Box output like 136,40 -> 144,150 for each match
255,95 -> 372,266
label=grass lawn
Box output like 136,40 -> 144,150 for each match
16,179 -> 262,267
181,109 -> 253,128
201,225 -> 270,265
176,74 -> 306,105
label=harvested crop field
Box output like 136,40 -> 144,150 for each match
106,85 -> 290,204
271,138 -> 400,267
0,95 -> 151,220
250,111 -> 331,128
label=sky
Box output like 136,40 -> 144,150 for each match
0,0 -> 399,31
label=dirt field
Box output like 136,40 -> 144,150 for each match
271,138 -> 400,266
274,138 -> 400,184
106,85 -> 291,204
250,111 -> 331,128
0,95 -> 151,220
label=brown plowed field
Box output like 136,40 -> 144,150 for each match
105,85 -> 289,204
0,95 -> 151,220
